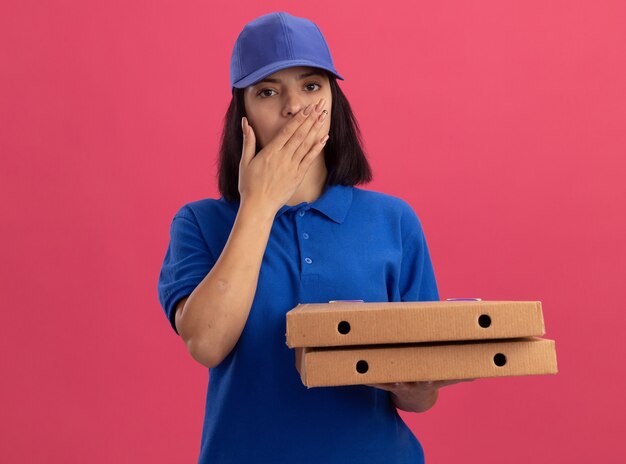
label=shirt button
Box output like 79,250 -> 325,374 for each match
304,257 -> 313,264
303,233 -> 309,239
299,210 -> 305,217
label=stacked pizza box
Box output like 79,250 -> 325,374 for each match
285,299 -> 558,388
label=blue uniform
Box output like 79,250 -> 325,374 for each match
158,180 -> 440,463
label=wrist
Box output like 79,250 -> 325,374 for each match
239,198 -> 278,223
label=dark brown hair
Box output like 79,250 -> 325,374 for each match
216,70 -> 373,202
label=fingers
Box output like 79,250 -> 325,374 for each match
366,383 -> 397,392
367,382 -> 421,393
240,117 -> 256,167
297,132 -> 329,177
292,102 -> 328,164
281,98 -> 326,156
367,379 -> 477,391
270,103 -> 316,151
434,378 -> 476,389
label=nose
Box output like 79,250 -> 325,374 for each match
282,89 -> 307,117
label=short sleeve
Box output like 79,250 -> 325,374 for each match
157,206 -> 217,335
398,204 -> 440,302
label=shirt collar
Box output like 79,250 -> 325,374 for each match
275,182 -> 353,224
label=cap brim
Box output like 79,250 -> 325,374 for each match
232,59 -> 344,89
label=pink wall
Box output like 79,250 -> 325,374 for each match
2,1 -> 624,462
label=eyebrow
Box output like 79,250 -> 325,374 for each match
255,71 -> 324,85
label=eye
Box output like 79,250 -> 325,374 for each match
305,82 -> 322,91
257,88 -> 277,98
256,82 -> 322,98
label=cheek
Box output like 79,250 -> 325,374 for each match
248,118 -> 272,146
251,124 -> 264,144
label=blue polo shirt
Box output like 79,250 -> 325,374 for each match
157,181 -> 439,464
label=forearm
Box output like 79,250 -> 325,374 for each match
178,200 -> 276,367
391,387 -> 439,413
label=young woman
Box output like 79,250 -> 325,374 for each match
158,11 -> 472,464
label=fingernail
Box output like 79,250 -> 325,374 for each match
316,98 -> 326,112
321,134 -> 330,145
320,109 -> 328,121
303,104 -> 313,115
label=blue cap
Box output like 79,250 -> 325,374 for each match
230,12 -> 344,90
